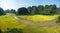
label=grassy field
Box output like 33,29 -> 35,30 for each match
0,14 -> 28,31
19,15 -> 58,22
0,14 -> 60,33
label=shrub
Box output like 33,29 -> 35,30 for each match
56,16 -> 60,23
4,28 -> 23,33
0,30 -> 3,33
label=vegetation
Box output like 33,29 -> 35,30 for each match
0,7 -> 6,15
10,9 -> 16,14
0,30 -> 2,33
4,28 -> 23,33
5,9 -> 10,13
16,4 -> 60,15
17,7 -> 29,15
0,4 -> 60,33
0,4 -> 59,15
56,16 -> 60,23
19,15 -> 58,22
23,25 -> 60,33
0,14 -> 60,33
0,14 -> 28,30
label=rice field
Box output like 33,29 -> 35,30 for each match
19,15 -> 58,22
0,14 -> 60,33
0,14 -> 28,31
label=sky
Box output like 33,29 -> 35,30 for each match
0,0 -> 60,10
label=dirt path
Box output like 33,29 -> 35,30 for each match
11,14 -> 58,26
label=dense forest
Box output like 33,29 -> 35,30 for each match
0,4 -> 60,15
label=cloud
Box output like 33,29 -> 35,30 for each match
0,0 -> 60,10
0,0 -> 18,10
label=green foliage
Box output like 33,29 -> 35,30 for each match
43,5 -> 50,15
17,7 -> 29,15
50,4 -> 57,14
27,6 -> 32,14
56,7 -> 60,14
38,5 -> 44,14
0,30 -> 3,33
23,25 -> 60,33
41,4 -> 57,15
10,9 -> 16,14
4,28 -> 23,33
5,9 -> 10,13
0,7 -> 6,15
16,4 -> 60,15
31,6 -> 38,14
0,4 -> 59,15
23,26 -> 49,33
56,16 -> 60,23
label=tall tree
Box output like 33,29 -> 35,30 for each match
44,5 -> 50,15
27,6 -> 32,14
49,4 -> 57,14
17,7 -> 29,15
31,6 -> 38,14
10,9 -> 16,14
57,7 -> 60,14
5,9 -> 10,13
0,7 -> 6,15
38,5 -> 44,14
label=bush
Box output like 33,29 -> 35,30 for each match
56,16 -> 60,23
0,30 -> 3,33
4,28 -> 23,33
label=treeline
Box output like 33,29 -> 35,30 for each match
17,4 -> 60,15
0,8 -> 16,15
0,4 -> 60,15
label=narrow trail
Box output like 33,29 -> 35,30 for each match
11,14 -> 58,26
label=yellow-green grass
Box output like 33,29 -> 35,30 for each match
23,24 -> 60,33
0,14 -> 28,31
0,14 -> 60,33
19,15 -> 58,22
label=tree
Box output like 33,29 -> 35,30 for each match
17,7 -> 29,15
5,9 -> 10,13
43,4 -> 57,15
49,4 -> 57,14
56,7 -> 60,14
43,5 -> 50,15
0,7 -> 6,15
38,5 -> 44,14
31,6 -> 38,14
27,6 -> 32,14
10,9 -> 16,14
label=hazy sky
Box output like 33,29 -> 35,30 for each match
0,0 -> 60,10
